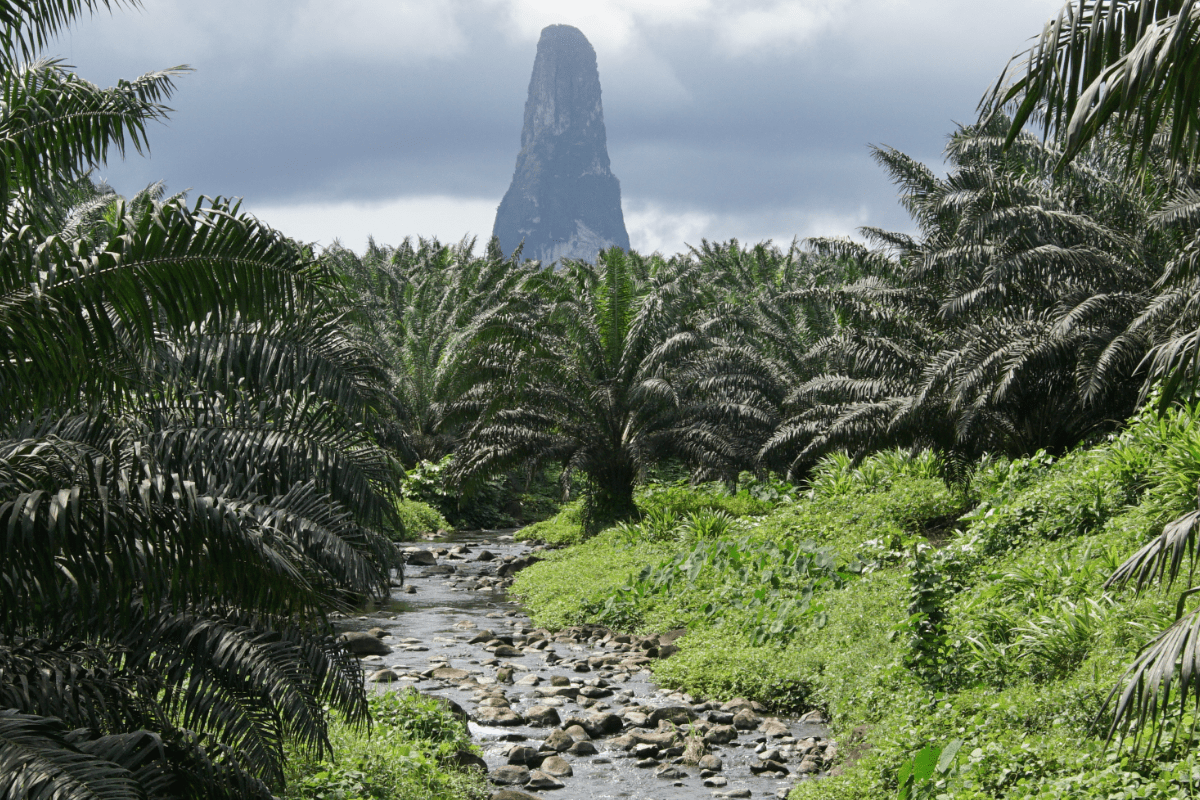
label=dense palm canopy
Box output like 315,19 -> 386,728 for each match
0,3 -> 398,798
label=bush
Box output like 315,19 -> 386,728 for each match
284,689 -> 486,800
390,499 -> 449,540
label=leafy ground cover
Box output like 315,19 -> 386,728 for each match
511,420 -> 1200,798
284,689 -> 487,800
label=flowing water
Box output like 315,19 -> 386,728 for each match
333,531 -> 833,800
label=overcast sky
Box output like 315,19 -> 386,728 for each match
62,0 -> 1064,255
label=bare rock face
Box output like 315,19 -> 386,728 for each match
493,24 -> 630,265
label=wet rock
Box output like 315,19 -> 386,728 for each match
542,730 -> 574,752
563,725 -> 590,741
549,675 -> 572,687
698,754 -> 723,772
732,709 -> 760,730
489,765 -> 531,785
797,756 -> 822,774
635,757 -> 659,768
496,667 -> 514,684
406,549 -> 437,566
648,706 -> 695,726
493,645 -> 523,657
425,564 -> 456,575
339,631 -> 392,656
567,740 -> 597,756
703,776 -> 728,787
490,791 -> 545,800
750,760 -> 789,776
516,674 -> 541,686
624,711 -> 649,727
720,791 -> 752,799
632,743 -> 659,758
525,705 -> 561,727
585,712 -> 623,736
578,685 -> 612,699
431,667 -> 470,682
476,550 -> 497,562
367,668 -> 399,683
760,718 -> 790,738
497,556 -> 540,578
507,746 -> 543,767
402,584 -> 417,594
443,749 -> 488,773
473,707 -> 525,726
367,627 -> 389,638
704,725 -> 738,745
707,710 -> 735,725
469,630 -> 495,644
654,765 -> 686,779
799,710 -> 828,724
539,755 -> 573,777
525,770 -> 563,791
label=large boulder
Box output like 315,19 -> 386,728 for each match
338,631 -> 392,656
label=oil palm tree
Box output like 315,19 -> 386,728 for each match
0,4 -> 398,798
450,247 -> 761,529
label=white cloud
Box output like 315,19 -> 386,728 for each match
624,198 -> 874,255
247,195 -> 498,253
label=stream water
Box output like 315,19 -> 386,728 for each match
332,531 -> 833,800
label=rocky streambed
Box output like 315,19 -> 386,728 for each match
331,531 -> 836,800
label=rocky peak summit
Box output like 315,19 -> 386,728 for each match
492,24 -> 630,265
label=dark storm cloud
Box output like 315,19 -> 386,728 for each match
59,0 -> 1064,249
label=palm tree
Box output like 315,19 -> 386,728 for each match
984,0 -> 1200,168
0,5 -> 398,798
449,247 -> 761,530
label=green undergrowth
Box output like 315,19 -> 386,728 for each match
391,498 -> 450,540
284,689 -> 487,800
512,420 -> 1200,798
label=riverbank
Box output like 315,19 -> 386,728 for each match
289,531 -> 837,800
509,431 -> 1200,799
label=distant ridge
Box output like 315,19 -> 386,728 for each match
492,24 -> 630,265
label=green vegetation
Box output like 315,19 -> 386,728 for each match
511,414 -> 1200,797
284,690 -> 486,800
11,0 -> 1200,798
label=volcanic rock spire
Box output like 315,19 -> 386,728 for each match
492,24 -> 630,265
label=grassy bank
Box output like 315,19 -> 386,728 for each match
283,689 -> 488,800
510,406 -> 1200,798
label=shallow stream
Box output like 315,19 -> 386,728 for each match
333,531 -> 833,800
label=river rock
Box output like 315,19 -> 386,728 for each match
407,549 -> 437,566
493,645 -> 523,657
496,667 -> 514,684
431,667 -> 470,681
402,584 -> 417,594
698,754 -> 723,771
470,630 -> 495,644
654,764 -> 686,779
648,706 -> 695,726
550,675 -> 572,687
539,755 -> 573,777
507,746 -> 543,767
750,759 -> 789,775
476,550 -> 497,562
704,776 -> 728,787
525,705 -> 561,727
708,710 -> 735,725
474,707 -> 525,726
542,729 -> 574,752
367,627 -> 389,638
525,770 -> 564,791
732,709 -> 760,730
563,724 -> 590,741
490,765 -> 531,785
367,668 -> 399,683
567,740 -> 597,756
490,791 -> 546,800
443,749 -> 488,773
624,711 -> 648,727
799,710 -> 828,723
797,755 -> 822,774
704,725 -> 738,745
761,718 -> 790,738
338,631 -> 392,656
